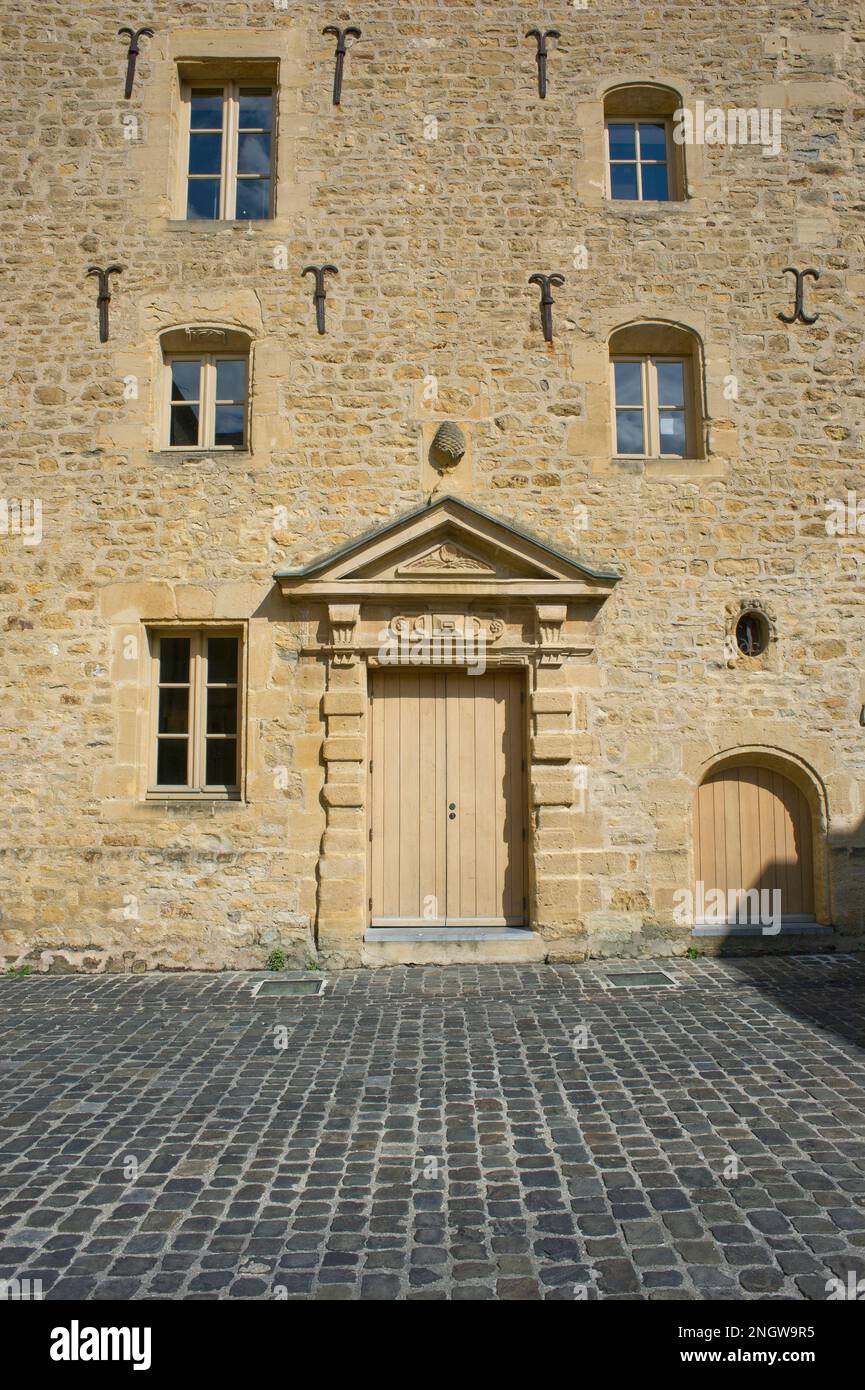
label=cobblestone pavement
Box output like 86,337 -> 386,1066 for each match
1,955 -> 864,1301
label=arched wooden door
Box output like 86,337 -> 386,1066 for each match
694,765 -> 815,923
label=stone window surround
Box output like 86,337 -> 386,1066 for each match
577,73 -> 708,209
567,303 -> 738,479
131,28 -> 310,236
102,291 -> 293,461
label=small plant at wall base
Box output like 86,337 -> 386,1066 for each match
5,965 -> 32,977
686,946 -> 699,961
266,949 -> 287,972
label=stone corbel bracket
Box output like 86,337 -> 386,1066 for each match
328,603 -> 360,666
536,604 -> 568,666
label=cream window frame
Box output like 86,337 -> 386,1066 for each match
611,355 -> 693,458
180,80 -> 275,221
148,628 -> 244,800
604,119 -> 676,201
164,352 -> 248,451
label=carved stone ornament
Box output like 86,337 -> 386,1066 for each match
328,603 -> 360,666
430,421 -> 466,471
536,603 -> 567,665
399,543 -> 494,576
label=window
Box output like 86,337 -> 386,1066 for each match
160,327 -> 251,450
151,631 -> 242,796
612,357 -> 689,457
607,121 -> 670,200
184,83 -> 274,220
735,611 -> 770,657
609,323 -> 704,459
603,83 -> 684,202
168,355 -> 247,448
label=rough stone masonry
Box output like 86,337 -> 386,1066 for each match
0,2 -> 863,972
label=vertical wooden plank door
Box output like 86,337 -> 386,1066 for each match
369,668 -> 526,927
694,765 -> 815,922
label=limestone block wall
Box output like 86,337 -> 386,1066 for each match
0,1 -> 863,969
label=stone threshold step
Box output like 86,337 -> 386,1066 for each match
365,928 -> 534,943
692,922 -> 832,937
362,927 -> 546,966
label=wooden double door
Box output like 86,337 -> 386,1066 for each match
369,669 -> 527,927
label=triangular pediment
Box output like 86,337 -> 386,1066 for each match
274,496 -> 619,601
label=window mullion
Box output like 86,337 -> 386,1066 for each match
201,357 -> 214,448
225,84 -> 238,219
646,359 -> 658,456
190,636 -> 203,790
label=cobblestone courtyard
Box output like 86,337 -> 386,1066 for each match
1,956 -> 864,1301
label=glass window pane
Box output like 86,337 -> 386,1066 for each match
159,637 -> 191,684
656,361 -> 685,407
186,179 -> 221,220
206,738 -> 237,785
207,637 -> 239,684
190,90 -> 224,129
170,404 -> 200,446
158,687 -> 190,734
607,123 -> 636,160
238,90 -> 273,129
236,131 -> 271,176
215,359 -> 246,401
170,361 -> 201,402
614,360 -> 643,407
214,405 -> 245,447
610,162 -> 639,200
638,122 -> 667,158
616,410 -> 644,454
640,163 -> 669,200
659,411 -> 686,455
188,132 -> 223,176
206,687 -> 238,735
235,179 -> 270,220
157,739 -> 189,786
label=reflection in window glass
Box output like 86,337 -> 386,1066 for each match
185,84 -> 273,221
608,120 -> 670,201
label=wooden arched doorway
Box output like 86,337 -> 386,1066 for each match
694,764 -> 815,925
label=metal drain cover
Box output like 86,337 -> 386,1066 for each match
253,979 -> 324,998
606,970 -> 675,988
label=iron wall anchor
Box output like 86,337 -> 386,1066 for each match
778,266 -> 820,324
525,28 -> 560,99
87,265 -> 123,343
118,26 -> 154,100
529,272 -> 565,342
302,264 -> 338,335
323,25 -> 361,106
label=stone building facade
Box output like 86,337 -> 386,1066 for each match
1,1 -> 863,971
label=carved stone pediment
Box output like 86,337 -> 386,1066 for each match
274,497 -> 619,665
274,495 -> 619,603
